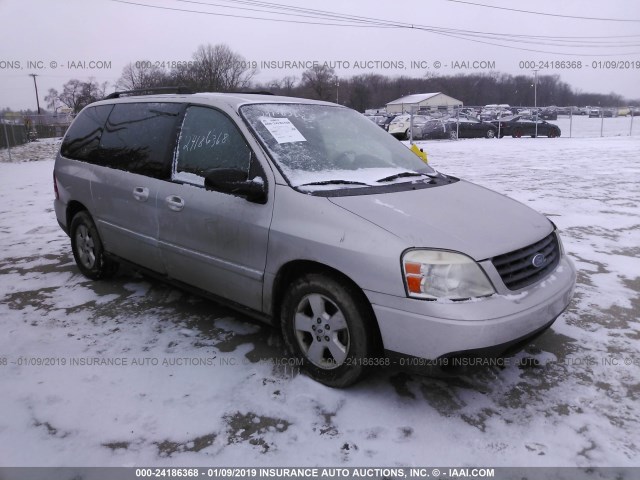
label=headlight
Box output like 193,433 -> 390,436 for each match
402,250 -> 495,300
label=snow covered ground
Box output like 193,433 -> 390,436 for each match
0,136 -> 639,467
548,115 -> 638,138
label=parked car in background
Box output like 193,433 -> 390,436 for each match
411,118 -> 457,140
448,115 -> 497,138
388,114 -> 412,139
367,115 -> 386,126
380,114 -> 398,131
539,109 -> 558,120
390,115 -> 430,140
589,108 -> 614,118
492,116 -> 561,138
460,107 -> 479,117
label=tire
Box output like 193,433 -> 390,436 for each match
280,273 -> 378,388
448,130 -> 458,140
512,129 -> 523,138
70,211 -> 118,280
486,129 -> 496,139
405,129 -> 411,140
549,130 -> 558,138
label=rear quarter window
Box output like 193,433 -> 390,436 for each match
60,105 -> 113,161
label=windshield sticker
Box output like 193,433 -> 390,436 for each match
260,117 -> 307,144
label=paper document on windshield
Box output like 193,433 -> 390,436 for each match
260,118 -> 307,144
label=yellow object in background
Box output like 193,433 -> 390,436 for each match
410,144 -> 428,163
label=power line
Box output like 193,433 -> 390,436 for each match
109,0 -> 640,55
211,0 -> 640,40
444,0 -> 640,22
183,0 -> 640,48
110,0 -> 393,27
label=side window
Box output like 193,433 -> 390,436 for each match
60,105 -> 113,161
173,106 -> 251,186
99,102 -> 182,178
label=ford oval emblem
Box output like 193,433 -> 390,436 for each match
531,253 -> 546,268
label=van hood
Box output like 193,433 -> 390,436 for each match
328,180 -> 553,260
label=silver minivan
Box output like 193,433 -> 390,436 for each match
54,92 -> 576,387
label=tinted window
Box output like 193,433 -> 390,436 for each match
99,102 -> 182,178
173,106 -> 251,186
60,105 -> 112,161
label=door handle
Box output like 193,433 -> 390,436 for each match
165,195 -> 185,212
132,186 -> 149,202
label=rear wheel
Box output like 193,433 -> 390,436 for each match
486,129 -> 496,138
281,273 -> 378,387
70,211 -> 118,280
512,129 -> 523,138
448,130 -> 458,140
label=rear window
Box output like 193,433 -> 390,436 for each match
60,102 -> 182,179
60,105 -> 113,161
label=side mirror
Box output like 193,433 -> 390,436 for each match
204,168 -> 267,204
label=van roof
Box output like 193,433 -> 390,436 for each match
91,92 -> 336,112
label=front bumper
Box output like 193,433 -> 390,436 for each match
366,255 -> 576,359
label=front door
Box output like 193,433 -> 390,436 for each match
157,106 -> 272,311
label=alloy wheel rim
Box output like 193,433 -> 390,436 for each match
293,293 -> 350,369
75,224 -> 96,269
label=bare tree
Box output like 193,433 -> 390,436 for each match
117,62 -> 169,90
178,43 -> 257,92
58,78 -> 108,113
280,75 -> 297,95
45,88 -> 59,111
301,64 -> 336,101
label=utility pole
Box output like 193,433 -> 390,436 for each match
532,69 -> 539,138
29,74 -> 41,115
335,76 -> 339,104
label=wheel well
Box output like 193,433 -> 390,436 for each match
66,201 -> 87,232
271,260 -> 383,351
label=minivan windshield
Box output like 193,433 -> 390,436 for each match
241,104 -> 436,190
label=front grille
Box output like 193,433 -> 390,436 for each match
492,232 -> 560,290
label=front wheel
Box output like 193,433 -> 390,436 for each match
70,211 -> 118,280
280,273 -> 378,387
486,129 -> 496,139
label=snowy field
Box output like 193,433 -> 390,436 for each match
548,115 -> 638,138
0,136 -> 639,468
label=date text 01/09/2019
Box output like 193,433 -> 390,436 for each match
519,60 -> 640,70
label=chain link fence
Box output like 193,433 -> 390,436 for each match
1,113 -> 73,150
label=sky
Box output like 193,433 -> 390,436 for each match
0,0 -> 639,111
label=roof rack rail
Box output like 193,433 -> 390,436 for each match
226,91 -> 274,95
104,86 -> 194,99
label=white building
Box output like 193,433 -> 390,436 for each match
386,92 -> 463,114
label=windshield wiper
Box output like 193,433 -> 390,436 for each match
298,179 -> 368,187
376,171 -> 436,183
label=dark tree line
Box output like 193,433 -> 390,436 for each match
35,43 -> 637,115
257,67 -> 633,110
